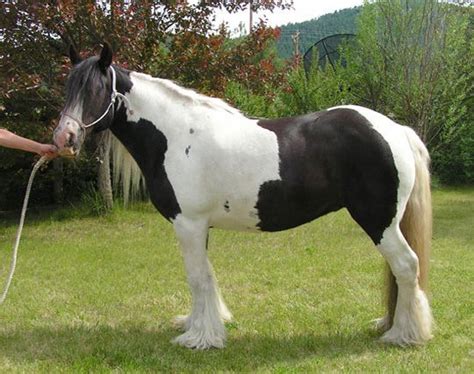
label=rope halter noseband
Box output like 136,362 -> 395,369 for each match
61,65 -> 132,130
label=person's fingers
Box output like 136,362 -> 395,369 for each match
37,144 -> 58,157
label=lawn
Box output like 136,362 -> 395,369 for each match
0,188 -> 472,372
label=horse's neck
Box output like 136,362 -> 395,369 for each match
125,72 -> 243,136
110,71 -> 241,173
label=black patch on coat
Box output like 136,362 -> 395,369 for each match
108,70 -> 181,220
224,200 -> 230,213
256,108 -> 399,244
185,145 -> 191,156
112,118 -> 181,220
189,128 -> 195,134
114,66 -> 134,102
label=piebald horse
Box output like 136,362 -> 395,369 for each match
53,44 -> 433,349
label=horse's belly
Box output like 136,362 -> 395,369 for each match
253,177 -> 344,232
208,197 -> 262,232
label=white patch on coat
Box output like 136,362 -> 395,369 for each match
125,72 -> 281,231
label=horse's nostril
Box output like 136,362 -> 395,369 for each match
66,132 -> 75,147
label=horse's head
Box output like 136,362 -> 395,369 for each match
54,43 -> 115,158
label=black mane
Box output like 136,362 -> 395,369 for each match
64,56 -> 107,112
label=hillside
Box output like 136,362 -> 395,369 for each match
276,7 -> 360,59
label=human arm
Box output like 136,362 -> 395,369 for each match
0,129 -> 57,157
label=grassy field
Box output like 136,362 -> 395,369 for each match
0,188 -> 472,372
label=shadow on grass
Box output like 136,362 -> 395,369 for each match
0,203 -> 93,229
0,323 -> 391,371
0,201 -> 153,230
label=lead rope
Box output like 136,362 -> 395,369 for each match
0,155 -> 49,304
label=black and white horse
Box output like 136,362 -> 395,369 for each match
54,44 -> 433,349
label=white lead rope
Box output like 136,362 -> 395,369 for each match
0,155 -> 49,304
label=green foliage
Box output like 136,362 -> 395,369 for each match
225,81 -> 278,118
340,0 -> 473,183
80,183 -> 111,217
225,58 -> 352,119
275,63 -> 352,117
431,120 -> 474,184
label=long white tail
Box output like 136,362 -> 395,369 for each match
385,127 -> 432,327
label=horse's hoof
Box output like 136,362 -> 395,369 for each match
379,326 -> 431,346
379,328 -> 412,346
172,330 -> 226,350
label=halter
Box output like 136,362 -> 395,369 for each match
61,65 -> 132,129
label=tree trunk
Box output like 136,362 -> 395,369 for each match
96,131 -> 113,211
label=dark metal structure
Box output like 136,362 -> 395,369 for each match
303,33 -> 356,75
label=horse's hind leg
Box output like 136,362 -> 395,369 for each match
376,223 -> 433,345
171,216 -> 231,349
347,190 -> 432,345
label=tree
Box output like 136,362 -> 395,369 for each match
0,0 -> 293,210
340,0 -> 473,182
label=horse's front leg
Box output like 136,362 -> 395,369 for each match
172,216 -> 231,349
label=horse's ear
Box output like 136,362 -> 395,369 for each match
69,44 -> 82,66
98,42 -> 113,72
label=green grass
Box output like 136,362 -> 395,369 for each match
0,188 -> 472,372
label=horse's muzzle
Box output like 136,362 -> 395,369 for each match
57,146 -> 77,158
53,116 -> 83,158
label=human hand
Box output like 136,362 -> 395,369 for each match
37,144 -> 58,159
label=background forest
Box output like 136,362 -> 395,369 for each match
0,0 -> 472,212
